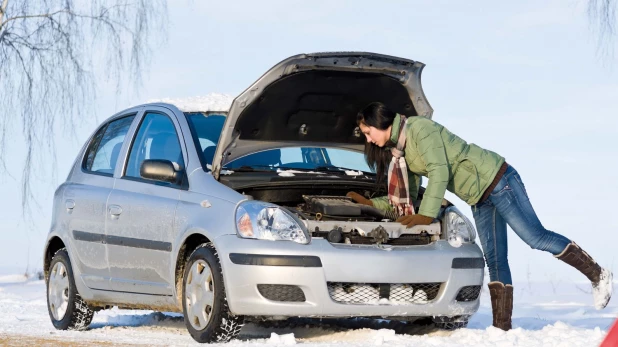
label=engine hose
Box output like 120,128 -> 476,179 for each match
383,209 -> 399,220
358,205 -> 399,221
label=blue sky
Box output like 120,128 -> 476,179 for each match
1,0 -> 617,283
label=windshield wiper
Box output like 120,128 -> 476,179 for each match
224,164 -> 374,176
223,165 -> 277,172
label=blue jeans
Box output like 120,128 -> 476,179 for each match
471,165 -> 571,285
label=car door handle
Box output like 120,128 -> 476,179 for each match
65,200 -> 75,213
109,205 -> 123,217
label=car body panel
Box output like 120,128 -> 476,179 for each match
106,179 -> 180,295
63,180 -> 113,291
216,235 -> 482,317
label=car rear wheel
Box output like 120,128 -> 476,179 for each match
46,248 -> 94,330
182,243 -> 243,343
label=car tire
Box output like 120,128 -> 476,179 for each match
182,243 -> 244,343
46,248 -> 94,331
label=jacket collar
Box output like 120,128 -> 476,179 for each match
389,113 -> 403,145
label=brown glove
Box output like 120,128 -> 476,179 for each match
346,191 -> 373,207
396,214 -> 434,228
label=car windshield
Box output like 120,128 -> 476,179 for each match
185,112 -> 372,174
225,147 -> 373,173
185,112 -> 226,167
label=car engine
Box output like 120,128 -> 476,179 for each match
291,195 -> 437,246
298,195 -> 399,221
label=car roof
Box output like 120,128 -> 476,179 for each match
145,94 -> 233,113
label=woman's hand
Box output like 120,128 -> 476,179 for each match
396,214 -> 433,228
346,191 -> 373,207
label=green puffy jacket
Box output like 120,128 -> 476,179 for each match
371,114 -> 505,218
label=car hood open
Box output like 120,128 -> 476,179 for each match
212,52 -> 433,179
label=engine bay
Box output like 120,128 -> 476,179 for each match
232,181 -> 442,246
261,193 -> 439,245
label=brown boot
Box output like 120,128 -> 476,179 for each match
555,242 -> 613,309
488,281 -> 513,331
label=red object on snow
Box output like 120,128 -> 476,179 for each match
601,319 -> 618,347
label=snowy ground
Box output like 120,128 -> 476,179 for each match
0,274 -> 615,346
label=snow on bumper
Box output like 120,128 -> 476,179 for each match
215,235 -> 484,318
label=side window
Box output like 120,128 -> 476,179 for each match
83,115 -> 135,176
125,112 -> 185,182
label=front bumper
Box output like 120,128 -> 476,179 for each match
216,235 -> 484,318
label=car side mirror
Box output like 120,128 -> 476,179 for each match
140,159 -> 184,184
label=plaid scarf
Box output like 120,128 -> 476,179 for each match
388,115 -> 414,217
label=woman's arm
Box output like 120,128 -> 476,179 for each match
368,171 -> 421,212
411,119 -> 449,218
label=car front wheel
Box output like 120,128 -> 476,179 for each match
182,243 -> 243,343
46,248 -> 94,330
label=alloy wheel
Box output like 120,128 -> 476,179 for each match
48,262 -> 70,320
185,259 -> 215,330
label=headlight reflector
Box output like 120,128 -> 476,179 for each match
235,201 -> 309,244
445,207 -> 476,248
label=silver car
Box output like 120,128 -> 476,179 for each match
44,52 -> 484,343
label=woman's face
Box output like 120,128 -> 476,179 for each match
359,122 -> 392,147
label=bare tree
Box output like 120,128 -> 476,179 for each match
0,0 -> 167,212
588,0 -> 617,59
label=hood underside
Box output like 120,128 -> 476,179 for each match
212,52 -> 433,179
237,71 -> 416,144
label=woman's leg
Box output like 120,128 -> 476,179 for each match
487,166 -> 570,254
472,199 -> 513,330
488,165 -> 612,309
472,199 -> 511,285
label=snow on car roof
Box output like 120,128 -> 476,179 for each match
147,93 -> 233,112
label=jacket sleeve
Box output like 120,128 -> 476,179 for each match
370,171 -> 421,212
370,195 -> 393,212
411,119 -> 449,218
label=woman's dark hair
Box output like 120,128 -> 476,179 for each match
357,102 -> 397,184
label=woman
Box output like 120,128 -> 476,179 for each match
347,102 -> 612,331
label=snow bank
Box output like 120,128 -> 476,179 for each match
0,274 -> 28,284
147,93 -> 233,112
0,279 -> 615,346
269,332 -> 297,345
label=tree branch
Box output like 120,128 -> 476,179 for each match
0,0 -> 168,213
0,9 -> 70,29
0,8 -> 122,29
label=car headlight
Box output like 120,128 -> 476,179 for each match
235,201 -> 310,244
445,207 -> 476,248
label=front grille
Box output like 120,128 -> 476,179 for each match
389,283 -> 441,303
347,234 -> 432,246
328,283 -> 380,303
327,282 -> 441,305
257,284 -> 306,302
455,285 -> 481,302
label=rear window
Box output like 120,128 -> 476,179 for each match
83,115 -> 135,176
